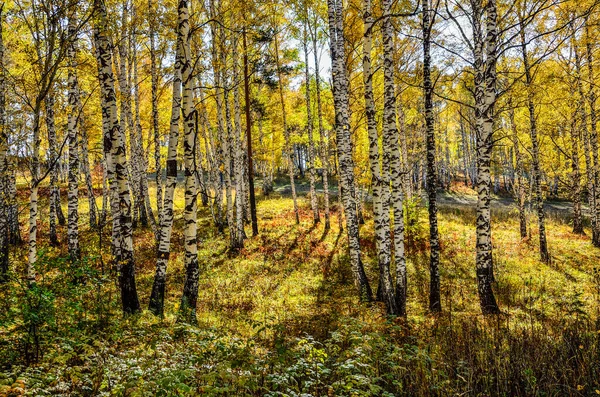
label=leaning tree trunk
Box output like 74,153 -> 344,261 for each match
66,16 -> 80,260
148,4 -> 184,316
327,0 -> 372,301
94,0 -> 140,314
422,0 -> 441,312
474,0 -> 500,314
363,0 -> 396,313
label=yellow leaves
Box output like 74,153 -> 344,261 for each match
577,384 -> 584,391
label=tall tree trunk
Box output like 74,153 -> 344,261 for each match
363,0 -> 396,313
0,5 -> 7,281
179,0 -> 199,321
520,21 -> 549,262
224,83 -> 237,249
328,0 -> 372,301
149,0 -> 163,234
148,1 -> 184,316
508,105 -> 527,239
382,0 -> 407,314
586,20 -> 600,247
572,34 -> 585,236
242,28 -> 258,236
422,0 -> 441,312
310,22 -> 330,230
67,16 -> 80,260
46,92 -> 60,246
303,24 -> 319,225
78,93 -> 98,229
233,38 -> 245,250
474,0 -> 500,314
94,0 -> 140,314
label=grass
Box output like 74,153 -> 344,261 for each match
1,177 -> 600,396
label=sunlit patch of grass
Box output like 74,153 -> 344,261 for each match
2,181 -> 600,395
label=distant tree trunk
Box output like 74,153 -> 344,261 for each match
303,23 -> 319,225
422,0 -> 441,312
363,0 -> 396,313
571,34 -> 585,236
520,19 -> 549,262
224,84 -> 237,249
149,0 -> 163,234
474,0 -> 500,314
398,103 -> 412,200
67,16 -> 80,260
508,105 -> 527,239
242,28 -> 258,236
148,1 -> 184,316
328,0 -> 372,301
78,95 -> 98,229
310,22 -> 330,230
131,9 -> 154,232
179,0 -> 199,321
233,39 -> 245,250
94,0 -> 140,314
46,92 -> 60,246
209,8 -> 225,233
274,33 -> 299,224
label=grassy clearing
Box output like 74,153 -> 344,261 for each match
1,179 -> 599,396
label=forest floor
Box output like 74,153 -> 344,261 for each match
1,177 -> 600,396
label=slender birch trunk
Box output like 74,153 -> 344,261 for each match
586,21 -> 600,247
508,105 -> 527,239
149,0 -> 163,233
422,0 -> 441,312
46,92 -> 60,246
381,0 -> 407,314
303,24 -> 319,225
519,20 -> 549,262
363,0 -> 396,313
179,0 -> 199,321
328,0 -> 372,301
233,38 -> 245,250
310,22 -> 330,230
0,5 -> 7,280
572,34 -> 585,235
474,0 -> 500,313
274,33 -> 299,224
67,16 -> 80,260
94,0 -> 140,314
148,0 -> 184,316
